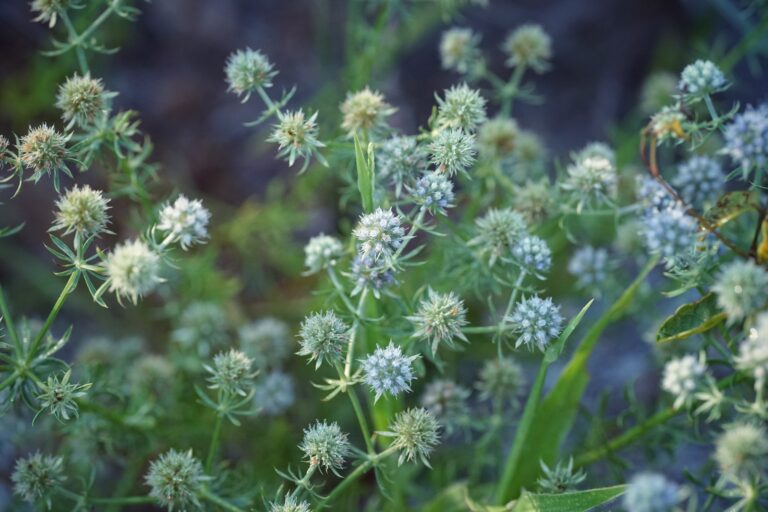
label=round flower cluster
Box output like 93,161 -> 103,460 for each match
428,128 -> 477,176
299,420 -> 351,475
478,117 -> 520,160
55,73 -> 109,127
623,472 -> 683,512
30,0 -> 69,27
636,176 -> 673,213
714,423 -> 768,482
439,27 -> 482,75
508,295 -> 564,352
52,185 -> 111,237
268,109 -> 325,172
436,83 -> 487,133
225,48 -> 276,101
106,239 -> 162,305
661,353 -> 707,409
410,171 -> 455,215
297,311 -> 349,369
269,495 -> 312,512
408,289 -> 468,354
512,235 -> 552,274
640,203 -> 699,267
469,208 -> 527,266
671,156 -> 722,208
712,260 -> 768,322
377,135 -> 429,193
736,313 -> 768,385
352,208 -> 405,263
172,302 -> 228,356
12,452 -> 65,507
561,154 -> 617,209
514,130 -> 545,165
573,141 -> 616,168
678,59 -> 727,102
304,234 -> 343,274
721,103 -> 768,177
475,357 -> 525,402
36,370 -> 91,422
18,123 -> 70,178
361,342 -> 418,401
145,449 -> 207,511
340,87 -> 395,135
420,379 -> 471,433
381,408 -> 441,466
514,179 -> 554,225
567,245 -> 610,292
650,106 -> 686,143
254,370 -> 295,416
350,254 -> 397,298
502,23 -> 552,72
157,195 -> 211,250
204,349 -> 255,397
238,318 -> 291,369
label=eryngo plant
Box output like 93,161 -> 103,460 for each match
3,2 -> 768,512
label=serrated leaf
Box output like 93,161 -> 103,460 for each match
702,190 -> 759,228
656,292 -> 726,343
510,485 -> 627,512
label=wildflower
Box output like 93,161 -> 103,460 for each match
268,109 -> 325,172
205,349 -> 256,397
469,208 -> 527,266
35,370 -> 91,422
650,106 -> 686,143
661,353 -> 707,409
640,71 -> 677,114
712,260 -> 768,322
672,156 -> 722,208
0,134 -> 9,160
514,179 -> 554,225
18,123 -> 71,180
640,203 -> 699,266
736,313 -> 768,385
352,208 -> 405,263
409,171 -> 455,215
145,449 -> 207,511
340,87 -> 395,136
297,311 -> 350,369
636,175 -> 673,213
30,0 -> 69,27
254,370 -> 295,416
12,452 -> 65,508
408,289 -> 468,354
238,317 -> 291,369
721,104 -> 768,179
439,27 -> 482,75
300,420 -> 351,475
172,302 -> 228,356
502,24 -> 552,72
269,495 -> 312,512
561,155 -> 617,210
52,185 -> 111,237
623,472 -> 683,512
157,195 -> 211,250
514,130 -> 545,165
678,60 -> 727,102
478,117 -> 520,160
225,48 -> 276,101
573,141 -> 616,168
476,357 -> 525,402
130,355 -> 175,396
349,254 -> 397,297
567,246 -> 610,292
304,234 -> 343,274
428,128 -> 476,176
361,341 -> 418,401
55,74 -> 110,127
512,235 -> 551,274
380,408 -> 440,466
436,83 -> 487,132
420,379 -> 470,433
377,135 -> 429,194
508,296 -> 564,352
106,239 -> 162,305
714,423 -> 768,482
537,459 -> 586,494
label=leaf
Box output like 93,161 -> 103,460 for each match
354,133 -> 374,213
656,293 -> 726,343
702,190 -> 760,228
510,485 -> 627,512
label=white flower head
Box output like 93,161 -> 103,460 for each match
157,195 -> 211,250
662,352 -> 707,409
106,239 -> 162,305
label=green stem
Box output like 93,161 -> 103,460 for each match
462,325 -> 502,334
327,266 -> 359,318
60,10 -> 89,75
27,271 -> 79,364
704,95 -> 720,125
344,289 -> 368,379
89,496 -> 156,505
391,207 -> 426,262
335,362 -> 375,454
500,64 -> 527,116
72,0 -> 121,47
0,285 -> 21,356
319,446 -> 398,507
496,270 -> 526,358
205,412 -> 225,473
0,370 -> 20,392
198,488 -> 245,512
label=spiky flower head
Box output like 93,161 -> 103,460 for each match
380,408 -> 440,466
514,179 -> 554,225
514,130 -> 545,165
172,302 -> 228,356
428,128 -> 476,176
436,84 -> 487,132
297,311 -> 349,369
304,234 -> 343,274
36,370 -> 92,422
561,155 -> 617,210
712,260 -> 768,323
537,459 -> 587,494
225,48 -> 276,101
0,133 -> 9,159
238,317 -> 291,369
671,156 -> 722,209
300,420 -> 351,475
573,141 -> 616,168
476,357 -> 525,402
715,423 -> 768,482
640,203 -> 699,267
377,135 -> 429,193
352,208 -> 405,263
637,175 -> 673,213
145,449 -> 206,511
661,353 -> 707,409
409,171 -> 455,215
640,71 -> 677,115
106,239 -> 162,305
502,24 -> 552,72
205,349 -> 256,397
350,254 -> 397,298
512,235 -> 551,274
254,370 -> 295,416
478,117 -> 520,160
678,60 -> 727,102
30,0 -> 69,27
12,452 -> 65,508
439,27 -> 482,75
408,289 -> 468,354
340,87 -> 395,136
361,341 -> 418,401
721,104 -> 768,178
650,106 -> 686,143
469,208 -> 527,266
508,296 -> 564,352
420,379 -> 470,433
55,74 -> 109,127
736,313 -> 768,385
567,245 -> 610,292
268,109 -> 325,172
52,185 -> 111,237
623,472 -> 683,512
269,495 -> 312,512
157,195 -> 211,250
18,123 -> 70,180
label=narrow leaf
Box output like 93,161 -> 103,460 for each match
354,133 -> 374,213
656,293 -> 726,343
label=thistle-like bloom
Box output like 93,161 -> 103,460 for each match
714,423 -> 768,482
52,185 -> 111,237
205,349 -> 256,397
567,245 -> 609,292
36,370 -> 91,422
736,313 -> 768,385
640,71 -> 677,115
408,289 -> 468,354
640,203 -> 699,267
469,208 -> 527,266
502,24 -> 552,72
145,449 -> 207,511
30,0 -> 69,27
512,235 -> 551,274
661,353 -> 706,409
672,156 -> 722,208
514,130 -> 545,165
409,171 -> 455,215
377,135 -> 429,193
297,311 -> 350,369
269,495 -> 312,512
678,59 -> 727,102
300,420 -> 351,475
650,106 -> 686,143
106,239 -> 162,305
157,195 -> 211,250
12,452 -> 65,508
238,317 -> 291,369
352,208 -> 405,263
340,87 -> 395,135
439,27 -> 482,75
361,341 -> 418,401
254,370 -> 295,416
173,302 -> 228,356
55,74 -> 109,127
225,48 -> 276,101
350,254 -> 397,298
636,175 -> 673,213
428,128 -> 476,176
476,357 -> 525,402
573,141 -> 616,168
268,109 -> 325,172
18,123 -> 71,180
478,117 -> 520,160
420,379 -> 470,433
304,234 -> 343,274
537,459 -> 587,494
561,155 -> 617,209
721,104 -> 768,178
623,472 -> 683,512
514,179 -> 554,225
712,260 -> 768,322
508,296 -> 564,351
436,84 -> 487,132
380,408 -> 440,466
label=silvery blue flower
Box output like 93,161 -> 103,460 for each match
361,342 -> 418,401
353,208 -> 405,263
567,245 -> 610,291
721,104 -> 768,180
254,370 -> 295,416
678,59 -> 727,102
672,156 -> 722,208
410,171 -> 455,215
623,472 -> 683,512
508,296 -> 563,351
512,235 -> 552,274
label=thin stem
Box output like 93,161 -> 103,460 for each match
319,446 -> 398,507
462,325 -> 501,334
198,488 -> 245,512
327,266 -> 359,317
391,207 -> 426,262
704,95 -> 720,125
500,64 -> 527,116
205,412 -> 225,473
27,271 -> 79,364
60,10 -> 89,75
496,270 -> 526,358
89,496 -> 156,505
335,362 -> 375,454
0,285 -> 21,356
72,0 -> 121,46
0,370 -> 20,392
344,289 -> 368,379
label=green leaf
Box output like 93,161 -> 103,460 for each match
702,190 -> 759,228
656,292 -> 726,343
510,485 -> 627,512
354,132 -> 374,213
